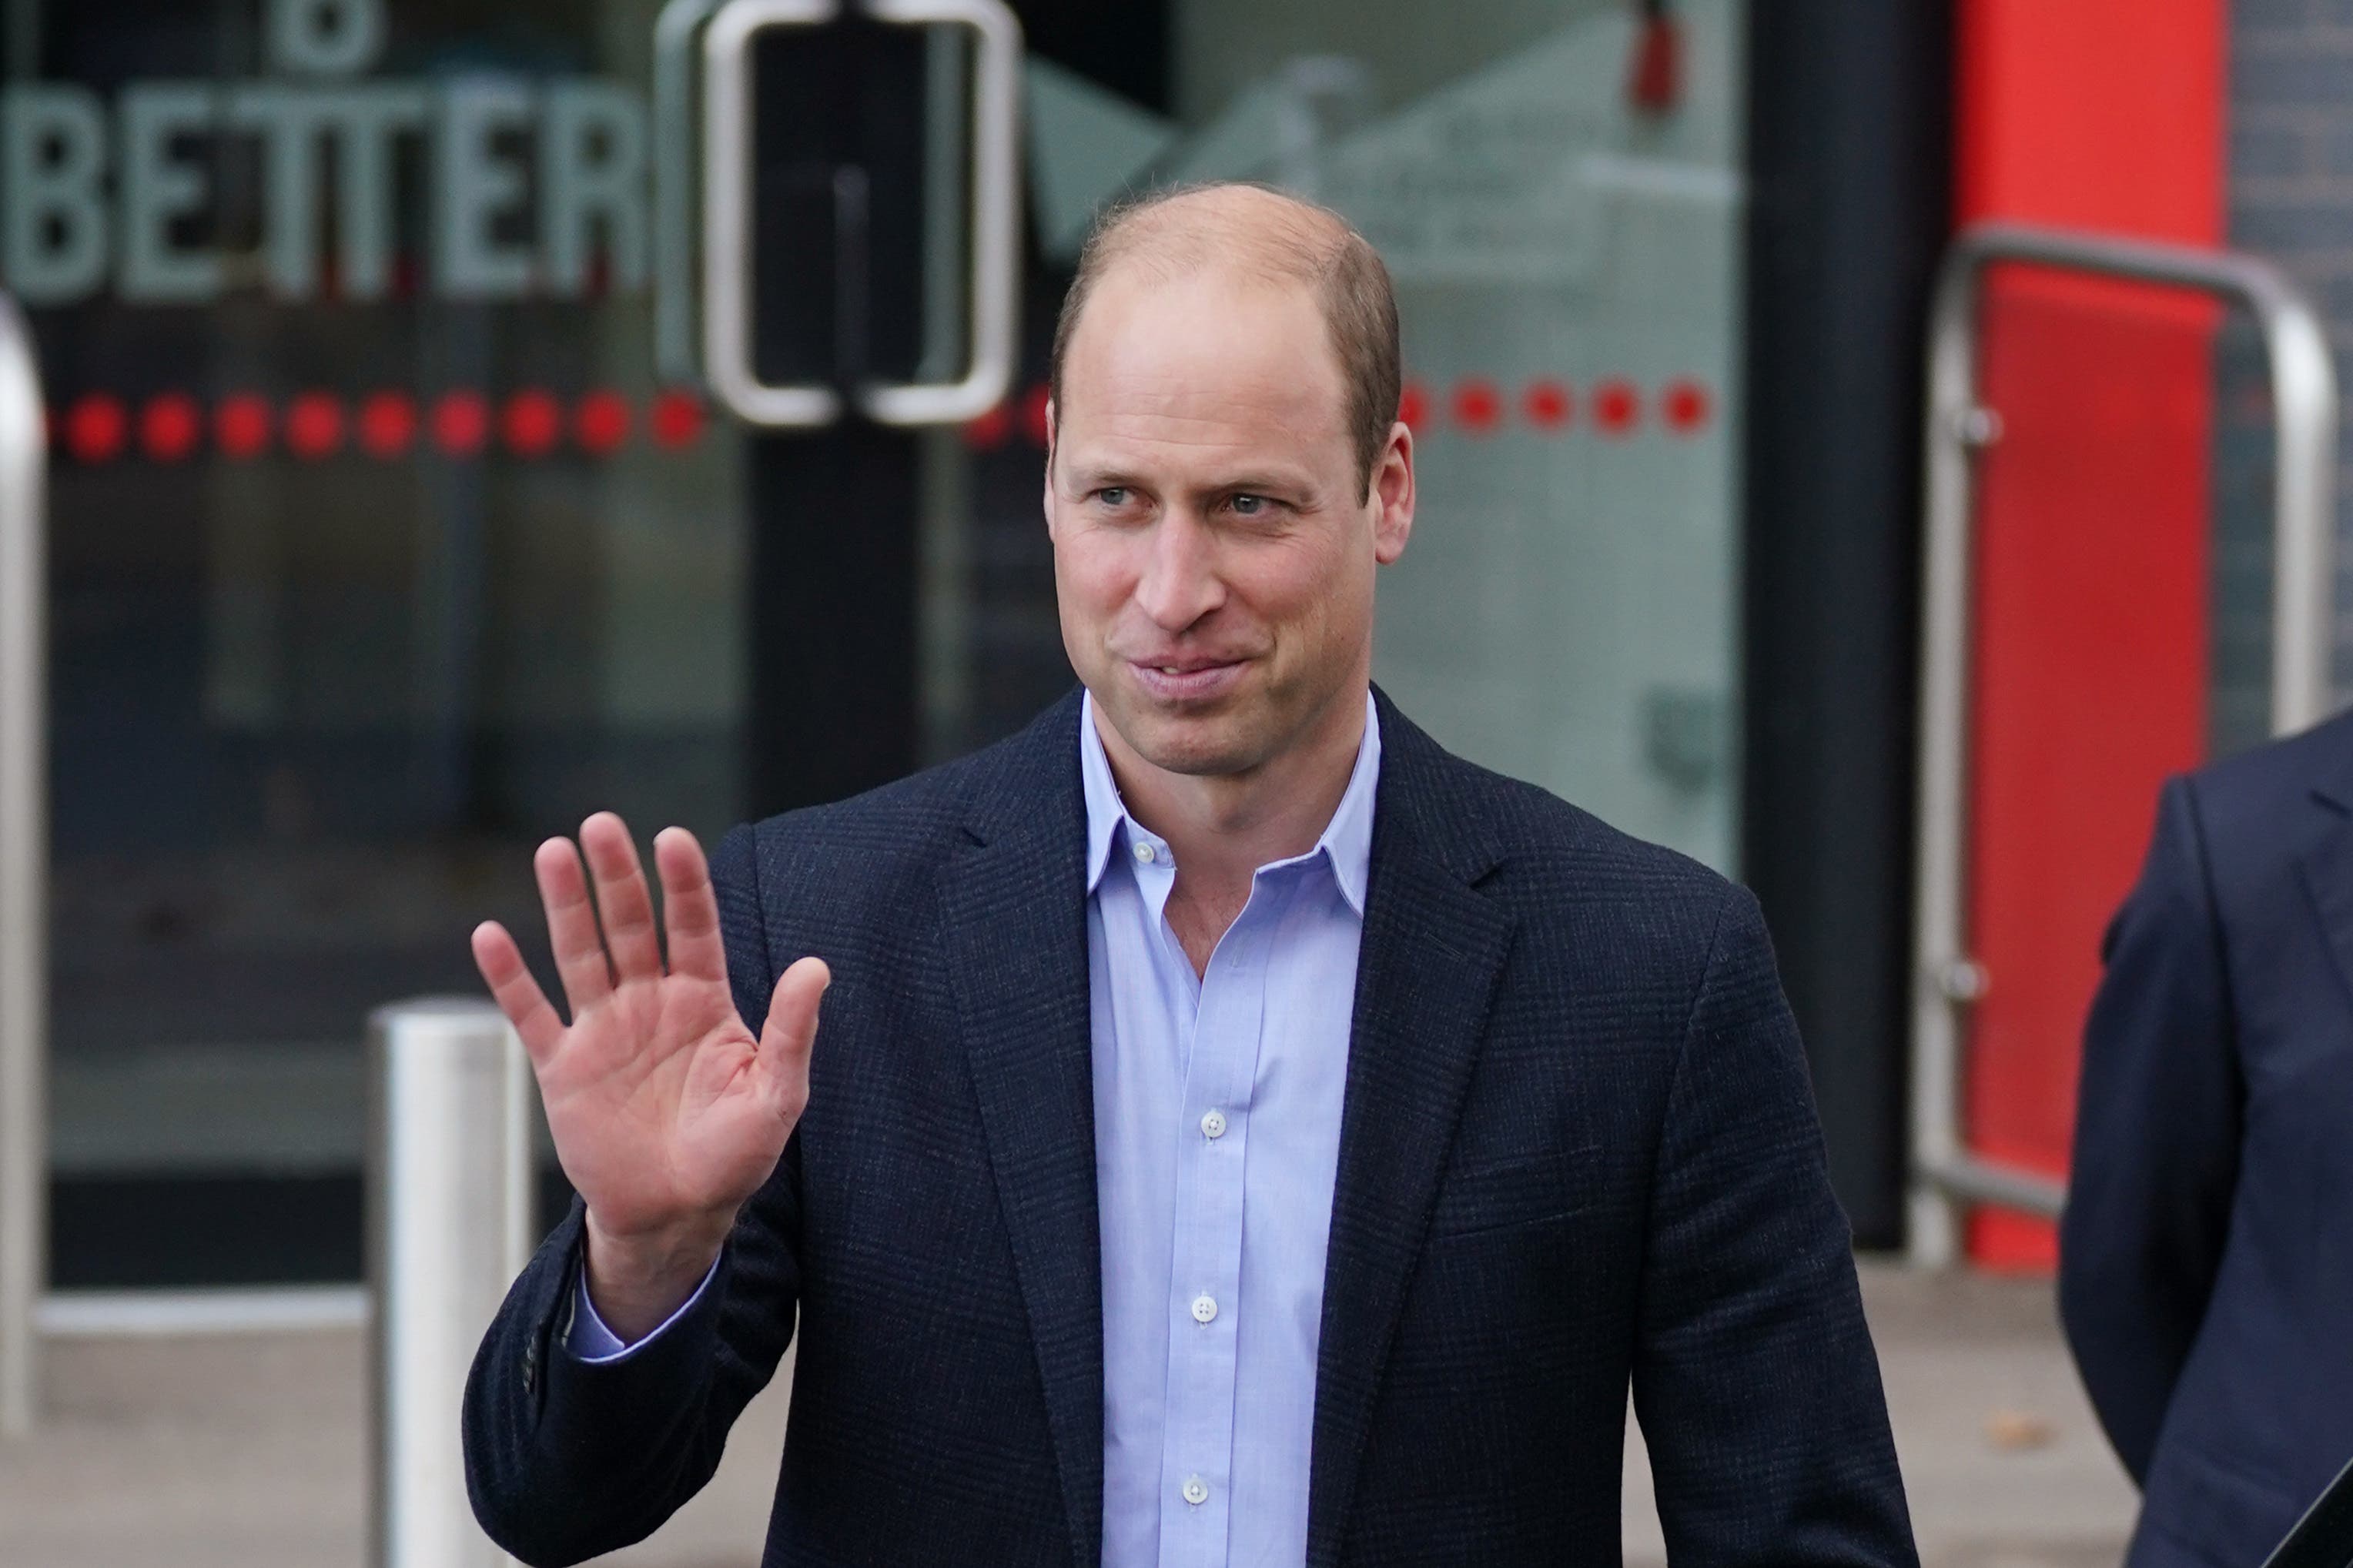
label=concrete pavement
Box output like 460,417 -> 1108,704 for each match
0,1262 -> 2138,1566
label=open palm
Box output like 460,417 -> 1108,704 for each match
472,814 -> 828,1277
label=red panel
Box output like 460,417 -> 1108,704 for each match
1964,276 -> 2214,1268
1952,0 -> 2224,1267
1956,0 -> 2224,242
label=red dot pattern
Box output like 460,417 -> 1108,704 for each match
65,395 -> 126,464
500,390 -> 562,456
1396,381 -> 1430,433
1662,378 -> 1712,434
575,389 -> 631,454
1522,379 -> 1572,430
42,377 -> 1712,464
1450,378 -> 1502,436
1593,379 -> 1641,437
215,394 -> 273,459
650,390 -> 705,450
357,392 -> 417,458
284,392 -> 344,458
141,393 -> 202,463
433,391 -> 489,455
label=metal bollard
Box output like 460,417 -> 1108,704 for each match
367,999 -> 535,1568
0,291 -> 50,1441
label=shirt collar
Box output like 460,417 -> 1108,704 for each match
1078,688 -> 1382,915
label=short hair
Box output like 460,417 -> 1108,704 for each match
1046,180 -> 1401,501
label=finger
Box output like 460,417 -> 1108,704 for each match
757,956 -> 832,1124
581,812 -> 663,984
654,827 -> 727,985
471,920 -> 564,1064
534,837 -> 614,1013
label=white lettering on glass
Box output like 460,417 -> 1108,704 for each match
0,0 -> 653,308
336,85 -> 431,299
434,77 -> 537,299
542,82 -> 650,296
0,87 -> 109,304
119,84 -> 223,303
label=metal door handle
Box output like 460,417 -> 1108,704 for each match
855,0 -> 1021,426
1904,223 -> 2338,1265
702,0 -> 845,427
698,0 -> 1024,429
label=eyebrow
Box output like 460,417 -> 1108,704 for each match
1060,460 -> 1320,498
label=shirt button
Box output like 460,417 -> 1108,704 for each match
1200,1108 -> 1227,1139
1190,1293 -> 1218,1324
1182,1476 -> 1209,1506
1133,841 -> 1156,864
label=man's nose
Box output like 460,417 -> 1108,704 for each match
1132,508 -> 1226,632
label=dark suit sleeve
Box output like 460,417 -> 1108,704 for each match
2058,774 -> 2241,1485
462,823 -> 803,1567
1632,887 -> 1918,1567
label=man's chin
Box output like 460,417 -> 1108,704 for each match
1096,697 -> 1263,781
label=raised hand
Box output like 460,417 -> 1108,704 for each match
471,813 -> 828,1339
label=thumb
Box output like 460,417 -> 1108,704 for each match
757,955 -> 831,1123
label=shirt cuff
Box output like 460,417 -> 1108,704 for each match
569,1254 -> 721,1365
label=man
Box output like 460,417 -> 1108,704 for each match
2062,710 -> 2353,1568
462,182 -> 1915,1566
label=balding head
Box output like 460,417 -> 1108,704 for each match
1049,182 -> 1401,500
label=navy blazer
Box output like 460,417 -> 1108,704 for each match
2063,710 -> 2353,1568
464,689 -> 1916,1566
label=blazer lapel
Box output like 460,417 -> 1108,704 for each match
1307,695 -> 1515,1568
941,692 -> 1104,1568
2298,781 -> 2353,1014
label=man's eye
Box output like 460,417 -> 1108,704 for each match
1230,493 -> 1267,516
1095,487 -> 1130,507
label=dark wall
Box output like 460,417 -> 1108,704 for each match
1742,0 -> 1955,1249
2229,0 -> 2353,701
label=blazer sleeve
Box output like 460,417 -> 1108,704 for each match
2058,774 -> 2241,1486
460,823 -> 804,1567
1631,886 -> 1918,1568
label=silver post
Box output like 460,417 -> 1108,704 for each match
0,292 -> 49,1439
367,999 -> 534,1568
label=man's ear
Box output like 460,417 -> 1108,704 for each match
1372,420 -> 1416,565
1041,398 -> 1059,537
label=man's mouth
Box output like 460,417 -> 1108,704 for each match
1126,658 -> 1248,700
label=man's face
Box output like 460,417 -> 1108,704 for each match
1046,266 -> 1413,781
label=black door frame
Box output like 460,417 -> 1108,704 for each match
1740,0 -> 1955,1249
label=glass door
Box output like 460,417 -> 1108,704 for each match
29,0 -> 758,1282
26,0 -> 1750,1285
1005,0 -> 1749,862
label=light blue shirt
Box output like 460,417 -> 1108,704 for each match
576,690 -> 1380,1568
1084,690 -> 1376,1568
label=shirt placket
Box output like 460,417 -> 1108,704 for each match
1155,868 -> 1277,1568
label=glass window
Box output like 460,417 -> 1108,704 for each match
23,0 -> 1749,1283
1020,0 -> 1748,864
28,0 -> 748,1279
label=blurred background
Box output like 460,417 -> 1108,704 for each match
0,0 -> 2338,1561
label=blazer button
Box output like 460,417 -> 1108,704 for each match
522,1339 -> 538,1392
